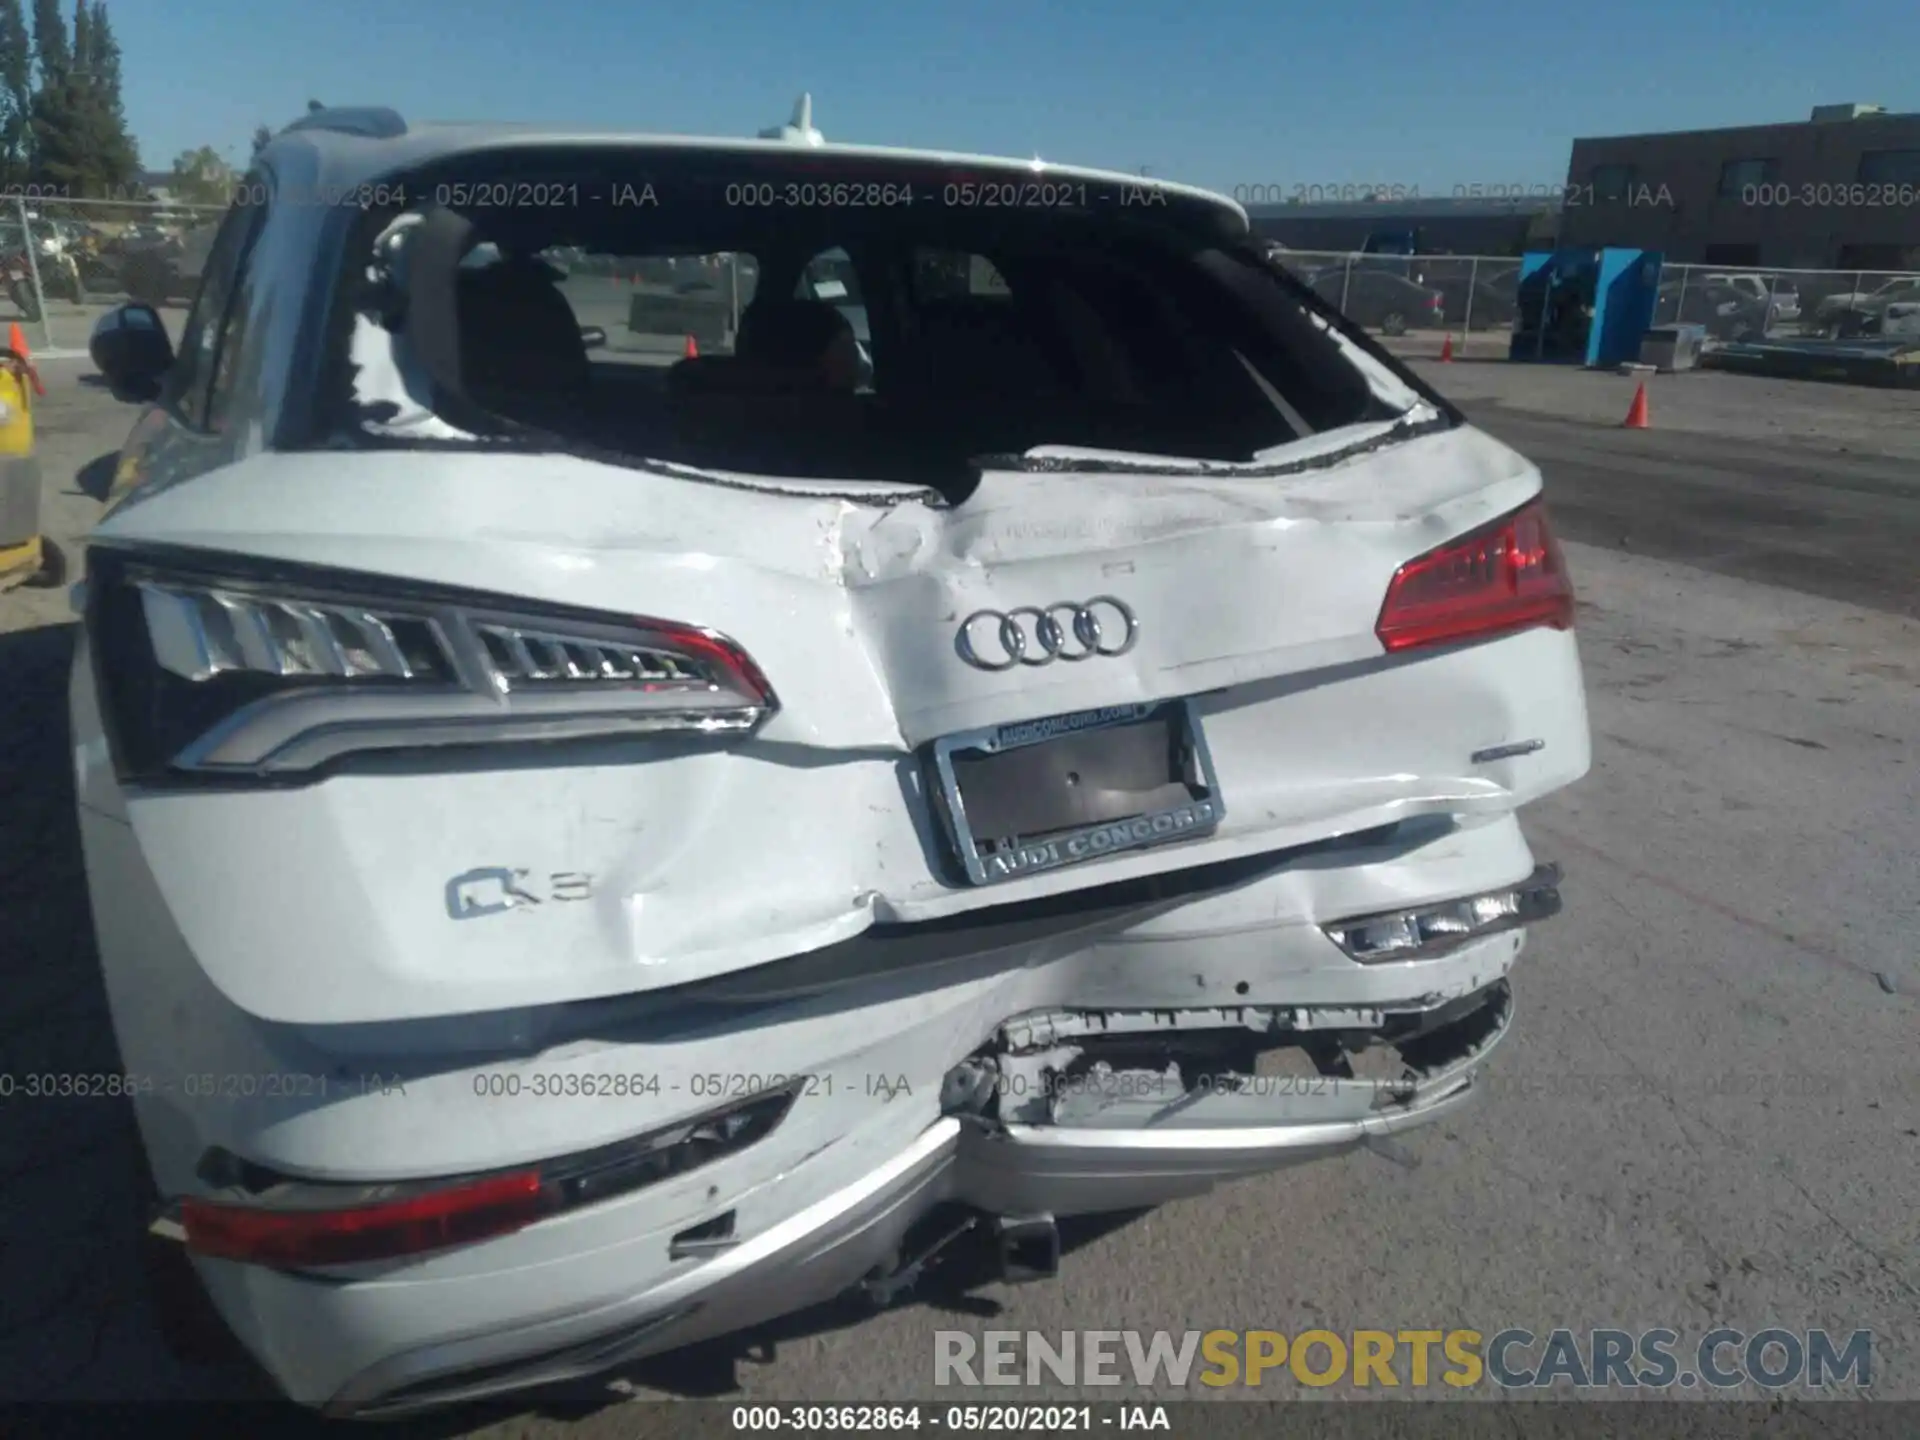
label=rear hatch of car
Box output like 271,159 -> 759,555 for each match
83,139 -> 1590,1025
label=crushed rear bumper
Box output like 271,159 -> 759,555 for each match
317,977 -> 1514,1416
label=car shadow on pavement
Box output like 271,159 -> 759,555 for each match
0,621 -> 297,1419
73,450 -> 118,504
0,622 -> 529,1436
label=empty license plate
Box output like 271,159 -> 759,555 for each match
929,699 -> 1225,886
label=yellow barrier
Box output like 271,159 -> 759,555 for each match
0,346 -> 62,591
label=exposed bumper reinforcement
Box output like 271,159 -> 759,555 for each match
953,982 -> 1510,1216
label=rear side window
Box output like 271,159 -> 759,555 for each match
799,247 -> 863,304
164,185 -> 267,431
533,247 -> 758,364
913,249 -> 1010,303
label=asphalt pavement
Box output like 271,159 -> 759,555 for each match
0,354 -> 1913,1431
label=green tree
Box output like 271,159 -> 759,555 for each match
167,144 -> 232,206
29,0 -> 63,82
0,0 -> 30,188
86,1 -> 118,98
27,1 -> 86,199
24,0 -> 133,198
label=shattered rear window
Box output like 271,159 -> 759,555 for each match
323,147 -> 1445,494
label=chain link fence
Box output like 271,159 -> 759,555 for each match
1269,249 -> 1920,345
6,198 -> 1916,358
0,195 -> 227,353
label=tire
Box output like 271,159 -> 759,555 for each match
1380,311 -> 1408,336
8,278 -> 39,323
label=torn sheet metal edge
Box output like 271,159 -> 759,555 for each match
968,410 -> 1452,478
998,1004 -> 1395,1051
1038,984 -> 1512,1131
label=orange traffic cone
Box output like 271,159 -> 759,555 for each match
683,334 -> 699,359
8,321 -> 43,396
1622,381 -> 1649,429
1439,333 -> 1454,362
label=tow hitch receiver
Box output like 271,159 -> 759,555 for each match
859,1209 -> 982,1309
994,1213 -> 1060,1283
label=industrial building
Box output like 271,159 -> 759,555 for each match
1556,104 -> 1920,271
1244,195 -> 1556,257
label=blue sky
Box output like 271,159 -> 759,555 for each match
111,0 -> 1916,195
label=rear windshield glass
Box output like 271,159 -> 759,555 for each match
319,148 -> 1434,494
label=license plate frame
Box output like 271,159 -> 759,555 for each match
929,699 -> 1225,887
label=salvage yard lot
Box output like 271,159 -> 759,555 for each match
0,356 -> 1913,1429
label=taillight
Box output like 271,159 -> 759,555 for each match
183,1171 -> 549,1267
86,546 -> 778,781
1375,500 -> 1574,653
167,1086 -> 796,1268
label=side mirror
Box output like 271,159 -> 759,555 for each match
90,303 -> 173,403
579,325 -> 607,350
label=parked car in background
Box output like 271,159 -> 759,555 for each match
1307,265 -> 1446,334
1678,281 -> 1775,343
1878,300 -> 1920,339
1817,277 -> 1920,338
1701,273 -> 1800,325
1432,267 -> 1520,330
1814,275 -> 1918,317
120,222 -> 221,308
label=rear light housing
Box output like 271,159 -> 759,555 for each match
86,545 -> 778,782
1324,864 -> 1563,961
1375,499 -> 1574,653
164,1085 -> 796,1268
182,1170 -> 548,1268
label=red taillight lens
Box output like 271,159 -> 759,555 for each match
181,1171 -> 548,1267
1375,500 -> 1575,653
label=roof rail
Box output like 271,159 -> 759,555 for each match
281,107 -> 408,141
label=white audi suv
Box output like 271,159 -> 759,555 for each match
73,105 -> 1590,1414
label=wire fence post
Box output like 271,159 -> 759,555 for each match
1463,256 -> 1478,336
728,252 -> 740,344
1338,254 -> 1353,315
1674,264 -> 1690,327
15,196 -> 51,351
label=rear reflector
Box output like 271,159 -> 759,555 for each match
166,1084 -> 799,1269
1375,500 -> 1574,653
183,1170 -> 548,1268
1325,863 -> 1563,962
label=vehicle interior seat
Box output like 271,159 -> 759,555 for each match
663,299 -> 869,472
889,296 -> 1077,455
455,257 -> 592,430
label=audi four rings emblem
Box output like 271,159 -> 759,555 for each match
955,597 -> 1139,671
